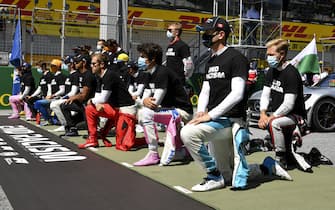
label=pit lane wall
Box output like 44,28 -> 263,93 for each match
0,67 -> 14,110
0,67 -> 62,110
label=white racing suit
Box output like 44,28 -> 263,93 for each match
182,117 -> 264,188
268,114 -> 311,171
139,107 -> 192,164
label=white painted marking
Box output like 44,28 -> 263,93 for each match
121,162 -> 134,168
88,147 -> 98,152
173,186 -> 193,194
0,185 -> 14,210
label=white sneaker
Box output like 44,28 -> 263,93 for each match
191,175 -> 225,192
53,126 -> 65,132
39,121 -> 49,126
263,156 -> 293,181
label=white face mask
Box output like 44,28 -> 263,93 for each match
96,45 -> 102,51
166,30 -> 175,41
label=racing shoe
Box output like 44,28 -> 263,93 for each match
78,136 -> 99,149
8,114 -> 20,119
133,151 -> 160,166
191,174 -> 225,192
53,126 -> 65,132
64,127 -> 79,136
159,137 -> 175,166
26,117 -> 36,121
101,138 -> 113,147
263,156 -> 293,181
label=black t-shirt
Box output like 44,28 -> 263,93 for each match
39,71 -> 53,97
147,65 -> 193,114
166,40 -> 191,84
204,48 -> 249,118
129,71 -> 150,97
50,72 -> 67,95
20,71 -> 36,95
264,64 -> 306,118
64,71 -> 80,95
96,69 -> 134,107
79,70 -> 97,101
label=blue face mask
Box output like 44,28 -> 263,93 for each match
36,67 -> 43,74
267,55 -> 279,68
61,63 -> 69,71
137,57 -> 147,71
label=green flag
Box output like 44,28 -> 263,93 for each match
290,37 -> 320,74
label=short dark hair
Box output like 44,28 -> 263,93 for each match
137,43 -> 163,65
36,60 -> 47,69
106,39 -> 118,48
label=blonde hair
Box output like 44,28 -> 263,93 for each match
168,22 -> 182,29
266,38 -> 289,55
168,22 -> 183,36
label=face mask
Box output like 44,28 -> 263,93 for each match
267,55 -> 279,68
137,57 -> 147,71
166,30 -> 175,41
37,67 -> 43,74
96,45 -> 102,51
61,63 -> 69,71
202,33 -> 216,48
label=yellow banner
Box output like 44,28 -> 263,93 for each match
26,22 -> 99,38
3,0 -> 335,46
128,7 -> 335,43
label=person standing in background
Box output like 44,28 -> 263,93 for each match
165,22 -> 194,86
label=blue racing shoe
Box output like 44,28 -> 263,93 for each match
263,156 -> 293,181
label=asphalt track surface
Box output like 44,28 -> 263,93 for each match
0,117 -> 213,210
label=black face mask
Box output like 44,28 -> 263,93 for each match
202,33 -> 216,48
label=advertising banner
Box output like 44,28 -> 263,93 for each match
1,0 -> 334,45
0,67 -> 14,109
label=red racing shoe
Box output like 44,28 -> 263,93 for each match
101,138 -> 113,147
78,137 -> 99,149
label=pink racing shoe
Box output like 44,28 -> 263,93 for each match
133,151 -> 160,166
8,114 -> 20,119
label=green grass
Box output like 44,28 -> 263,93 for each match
42,124 -> 335,210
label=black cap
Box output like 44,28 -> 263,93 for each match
201,17 -> 230,34
72,45 -> 91,55
22,62 -> 31,69
63,55 -> 74,64
73,54 -> 91,63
